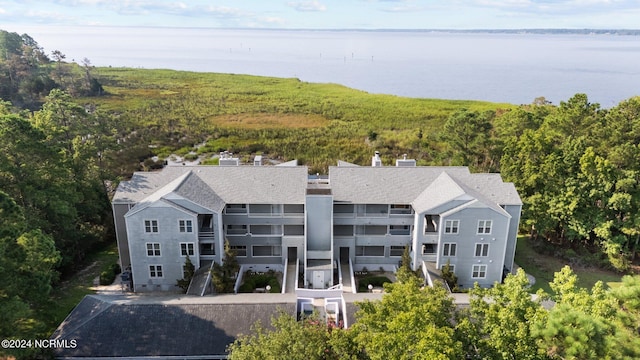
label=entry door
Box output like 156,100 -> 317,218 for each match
313,271 -> 325,289
340,247 -> 349,263
288,247 -> 297,262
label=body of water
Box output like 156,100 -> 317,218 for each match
9,26 -> 640,106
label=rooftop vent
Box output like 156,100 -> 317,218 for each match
371,151 -> 382,167
395,154 -> 416,167
219,151 -> 240,166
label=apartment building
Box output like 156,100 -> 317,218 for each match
111,153 -> 521,292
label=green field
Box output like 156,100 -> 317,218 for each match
84,67 -> 514,173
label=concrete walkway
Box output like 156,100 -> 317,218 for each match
285,264 -> 298,293
340,264 -> 354,293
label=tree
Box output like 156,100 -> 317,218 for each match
532,266 -> 639,359
228,311 -> 360,360
353,276 -> 462,360
176,255 -> 195,292
211,240 -> 240,293
440,109 -> 496,171
460,269 -> 547,360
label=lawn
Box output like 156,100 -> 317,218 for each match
514,236 -> 623,293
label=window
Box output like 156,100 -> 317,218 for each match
389,225 -> 410,235
180,243 -> 195,256
443,243 -> 457,257
333,225 -> 354,236
284,204 -> 304,215
149,265 -> 163,278
284,225 -> 304,236
441,264 -> 455,273
475,243 -> 489,257
144,220 -> 158,233
477,220 -> 492,234
225,204 -> 247,214
355,246 -> 385,256
422,243 -> 437,255
179,220 -> 193,233
226,224 -> 248,235
252,245 -> 282,257
390,204 -> 412,215
472,264 -> 487,279
200,243 -> 215,255
251,224 -> 281,235
182,265 -> 191,279
389,246 -> 405,257
333,204 -> 354,216
444,220 -> 459,234
146,243 -> 161,256
230,245 -> 247,257
355,225 -> 387,236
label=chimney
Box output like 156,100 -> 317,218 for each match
372,151 -> 382,167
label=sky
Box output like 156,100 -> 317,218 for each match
1,0 -> 640,30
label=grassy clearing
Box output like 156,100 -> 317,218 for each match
514,236 -> 623,293
42,242 -> 119,335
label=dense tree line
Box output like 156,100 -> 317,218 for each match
0,90 -> 121,346
0,29 -> 103,109
229,268 -> 640,359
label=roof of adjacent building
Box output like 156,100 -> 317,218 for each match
51,295 -> 297,358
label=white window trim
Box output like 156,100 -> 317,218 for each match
474,243 -> 489,257
442,242 -> 457,257
472,264 -> 487,279
144,219 -> 159,233
149,264 -> 164,278
477,220 -> 492,234
146,242 -> 161,257
179,219 -> 193,233
444,220 -> 460,234
180,242 -> 195,257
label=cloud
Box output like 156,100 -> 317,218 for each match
286,1 -> 327,12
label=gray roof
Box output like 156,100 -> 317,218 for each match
329,166 -> 521,207
329,166 -> 471,204
51,295 -> 296,358
113,165 -> 309,205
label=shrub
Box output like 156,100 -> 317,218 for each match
239,271 -> 281,293
357,276 -> 391,292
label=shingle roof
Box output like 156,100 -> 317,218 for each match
51,295 -> 296,358
113,165 -> 309,205
329,166 -> 521,207
329,166 -> 471,204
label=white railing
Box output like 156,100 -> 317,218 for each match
234,265 -> 246,294
202,261 -> 215,296
281,257 -> 288,294
295,258 -> 300,290
422,261 -> 434,287
348,257 -> 356,294
336,258 -> 343,286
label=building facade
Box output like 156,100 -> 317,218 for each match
111,153 -> 521,292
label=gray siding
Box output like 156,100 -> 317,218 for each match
437,207 -> 510,288
125,203 -> 198,292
